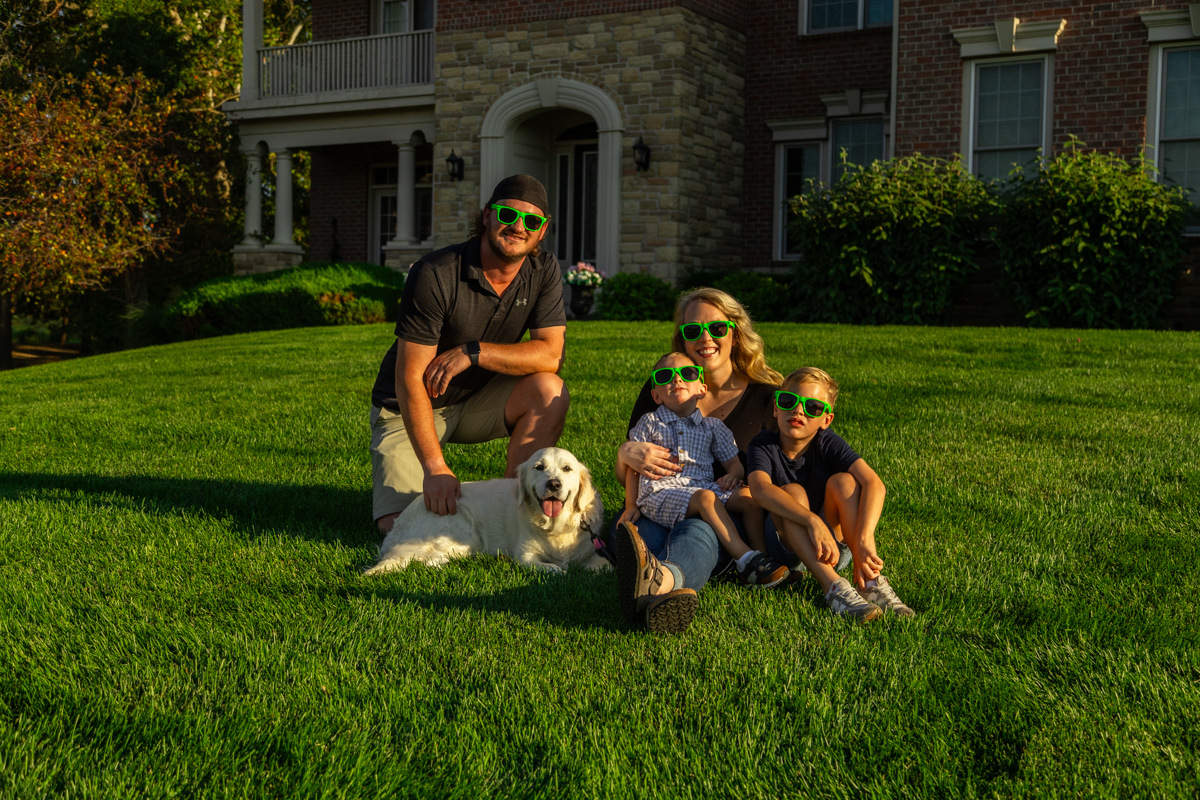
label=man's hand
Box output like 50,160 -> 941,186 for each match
617,506 -> 641,525
423,471 -> 461,516
423,345 -> 472,399
808,519 -> 839,565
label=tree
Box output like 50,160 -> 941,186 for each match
0,73 -> 181,368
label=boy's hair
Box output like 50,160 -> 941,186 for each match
782,367 -> 840,407
653,351 -> 705,383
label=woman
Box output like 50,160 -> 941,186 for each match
613,287 -> 783,634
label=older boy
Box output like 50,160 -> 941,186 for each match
747,367 -> 915,622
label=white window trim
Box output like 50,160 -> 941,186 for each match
372,0 -> 436,35
961,54 -> 1055,178
1144,6 -> 1200,164
799,0 -> 892,36
769,119 -> 827,261
951,17 -> 1066,58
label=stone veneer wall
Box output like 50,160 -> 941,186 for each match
432,7 -> 746,282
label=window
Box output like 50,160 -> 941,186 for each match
970,59 -> 1048,182
379,0 -> 434,34
805,0 -> 891,34
1159,47 -> 1200,203
777,143 -> 822,259
832,120 -> 884,181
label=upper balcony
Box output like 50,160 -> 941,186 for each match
258,30 -> 434,99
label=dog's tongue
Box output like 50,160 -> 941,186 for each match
542,498 -> 564,518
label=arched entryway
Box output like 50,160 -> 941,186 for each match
480,79 -> 623,273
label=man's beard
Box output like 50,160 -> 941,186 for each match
485,225 -> 538,264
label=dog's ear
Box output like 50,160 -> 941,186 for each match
515,458 -> 536,511
572,462 -> 603,533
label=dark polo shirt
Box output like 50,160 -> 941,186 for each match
371,236 -> 566,410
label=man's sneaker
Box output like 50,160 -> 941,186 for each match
824,578 -> 883,623
736,552 -> 790,588
643,588 -> 699,634
860,576 -> 916,618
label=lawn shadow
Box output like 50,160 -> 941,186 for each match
344,565 -> 627,633
0,471 -> 377,547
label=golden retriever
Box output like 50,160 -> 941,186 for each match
364,447 -> 608,575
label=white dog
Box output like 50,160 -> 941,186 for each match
365,447 -> 609,575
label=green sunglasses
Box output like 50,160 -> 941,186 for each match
652,365 -> 704,385
490,203 -> 548,232
775,391 -> 832,417
679,320 -> 736,341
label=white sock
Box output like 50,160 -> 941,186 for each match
735,550 -> 761,571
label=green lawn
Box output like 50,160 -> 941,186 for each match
1,322 -> 1197,798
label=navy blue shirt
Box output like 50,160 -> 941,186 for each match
746,428 -> 860,514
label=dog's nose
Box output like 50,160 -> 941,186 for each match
545,478 -> 561,493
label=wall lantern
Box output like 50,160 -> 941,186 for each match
633,137 -> 651,172
446,150 -> 465,181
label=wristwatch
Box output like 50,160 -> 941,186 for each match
465,341 -> 481,367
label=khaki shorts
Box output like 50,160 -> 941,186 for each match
370,374 -> 520,522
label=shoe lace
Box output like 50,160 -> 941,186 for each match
872,580 -> 902,607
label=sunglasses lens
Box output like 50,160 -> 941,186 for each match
803,399 -> 827,417
776,392 -> 799,410
709,321 -> 730,338
524,214 -> 545,231
680,324 -> 703,341
679,366 -> 700,381
494,206 -> 518,225
652,368 -> 673,385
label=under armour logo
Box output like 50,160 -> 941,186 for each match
515,298 -> 528,307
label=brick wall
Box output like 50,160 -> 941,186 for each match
434,1 -> 748,33
894,2 -> 1191,158
309,143 -> 398,263
312,0 -> 370,41
742,0 -> 892,272
433,8 -> 747,281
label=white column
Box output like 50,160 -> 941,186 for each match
241,0 -> 263,103
394,141 -> 417,244
273,149 -> 295,247
241,148 -> 263,246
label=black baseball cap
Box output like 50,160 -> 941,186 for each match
487,174 -> 550,217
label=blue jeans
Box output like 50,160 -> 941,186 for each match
611,516 -> 735,592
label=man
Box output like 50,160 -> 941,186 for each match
369,174 -> 568,535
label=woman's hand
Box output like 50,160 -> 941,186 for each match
618,441 -> 681,480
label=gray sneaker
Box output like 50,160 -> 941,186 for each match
824,578 -> 883,623
860,576 -> 916,617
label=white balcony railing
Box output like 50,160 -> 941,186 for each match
258,30 -> 434,99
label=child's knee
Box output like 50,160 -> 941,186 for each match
827,472 -> 858,500
783,483 -> 811,508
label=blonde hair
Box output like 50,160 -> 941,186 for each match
672,287 -> 783,387
782,367 -> 840,407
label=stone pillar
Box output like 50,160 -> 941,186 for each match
273,149 -> 295,247
394,141 -> 417,245
241,148 -> 263,246
241,0 -> 263,103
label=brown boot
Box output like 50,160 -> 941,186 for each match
615,521 -> 697,633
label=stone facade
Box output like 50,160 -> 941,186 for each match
433,7 -> 746,283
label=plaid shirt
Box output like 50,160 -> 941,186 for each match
629,405 -> 740,528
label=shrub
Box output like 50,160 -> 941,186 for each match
994,139 -> 1191,328
163,262 -> 404,340
594,272 -> 675,320
788,154 -> 994,324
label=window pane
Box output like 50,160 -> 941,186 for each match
1163,48 -> 1200,139
782,144 -> 820,257
1161,141 -> 1200,204
382,0 -> 407,33
810,0 -> 857,31
865,0 -> 892,25
975,61 -> 1043,179
975,148 -> 1038,183
833,120 -> 883,180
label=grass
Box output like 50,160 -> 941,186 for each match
1,321 -> 1198,798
